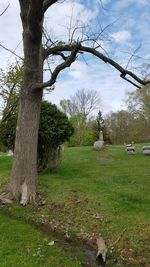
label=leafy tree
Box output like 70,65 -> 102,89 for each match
105,110 -> 133,144
2,1 -> 150,204
0,101 -> 73,172
0,62 -> 22,119
69,113 -> 86,146
105,108 -> 150,144
38,101 -> 74,172
126,85 -> 150,126
60,89 -> 101,146
125,85 -> 150,142
0,63 -> 22,151
0,111 -> 17,151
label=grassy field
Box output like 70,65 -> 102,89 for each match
0,213 -> 85,267
0,144 -> 150,267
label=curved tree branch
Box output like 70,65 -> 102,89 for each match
44,44 -> 150,88
33,46 -> 79,91
42,0 -> 58,14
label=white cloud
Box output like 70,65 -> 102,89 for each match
110,30 -> 131,43
0,0 -> 22,69
45,1 -> 98,41
114,0 -> 150,10
68,60 -> 89,79
45,59 -> 135,114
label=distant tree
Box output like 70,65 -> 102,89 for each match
0,63 -> 23,151
60,89 -> 101,146
60,88 -> 101,119
105,110 -> 133,144
126,85 -> 150,126
59,99 -> 77,117
125,85 -> 150,142
0,62 -> 23,120
69,113 -> 86,146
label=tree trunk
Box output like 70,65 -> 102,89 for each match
7,3 -> 43,205
38,146 -> 61,173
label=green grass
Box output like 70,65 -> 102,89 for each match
0,144 -> 150,266
0,213 -> 83,267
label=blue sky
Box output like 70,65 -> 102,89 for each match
0,0 -> 150,114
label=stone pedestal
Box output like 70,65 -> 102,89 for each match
93,130 -> 104,150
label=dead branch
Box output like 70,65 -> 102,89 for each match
0,4 -> 10,16
0,44 -> 23,60
125,45 -> 141,70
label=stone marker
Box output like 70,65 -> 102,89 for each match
126,144 -> 132,148
7,150 -> 13,156
93,130 -> 104,150
143,146 -> 150,155
126,146 -> 136,154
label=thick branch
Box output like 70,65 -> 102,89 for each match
43,0 -> 58,14
120,74 -> 141,89
33,46 -> 79,91
44,44 -> 150,87
54,52 -> 67,61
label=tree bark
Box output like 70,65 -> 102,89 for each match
8,2 -> 43,204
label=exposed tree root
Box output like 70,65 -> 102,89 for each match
20,182 -> 36,206
0,182 -> 36,206
0,191 -> 13,204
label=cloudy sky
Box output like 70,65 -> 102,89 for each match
0,0 -> 150,114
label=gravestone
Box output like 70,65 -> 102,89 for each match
143,146 -> 150,155
126,146 -> 136,154
7,150 -> 13,156
124,142 -> 136,154
93,130 -> 104,150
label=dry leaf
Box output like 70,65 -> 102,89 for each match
48,241 -> 55,246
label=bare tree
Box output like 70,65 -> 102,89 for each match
60,99 -> 77,117
1,0 -> 150,205
60,88 -> 101,118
